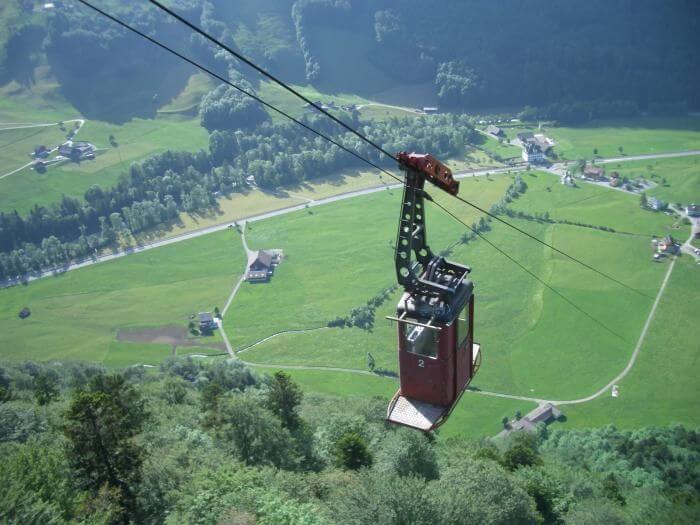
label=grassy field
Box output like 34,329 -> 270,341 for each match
602,155 -> 700,205
562,256 -> 700,429
490,117 -> 700,161
0,229 -> 245,364
0,112 -> 209,214
0,162 -> 697,437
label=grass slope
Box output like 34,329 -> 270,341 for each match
562,256 -> 700,429
0,229 -> 245,364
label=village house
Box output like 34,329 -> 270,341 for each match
648,197 -> 667,211
246,249 -> 283,282
609,171 -> 620,187
198,312 -> 217,331
486,124 -> 504,138
498,403 -> 563,438
33,145 -> 49,159
686,203 -> 700,217
58,140 -> 95,160
583,165 -> 605,180
522,142 -> 545,164
657,235 -> 678,254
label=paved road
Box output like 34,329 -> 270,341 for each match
3,149 -> 698,289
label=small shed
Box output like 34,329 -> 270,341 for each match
18,307 -> 31,319
486,125 -> 504,137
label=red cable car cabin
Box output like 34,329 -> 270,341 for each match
386,152 -> 482,431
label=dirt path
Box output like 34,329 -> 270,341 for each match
468,256 -> 677,406
236,326 -> 329,354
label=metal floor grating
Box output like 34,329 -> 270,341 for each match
387,395 -> 447,431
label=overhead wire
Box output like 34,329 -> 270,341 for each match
76,0 -> 647,337
145,0 -> 652,300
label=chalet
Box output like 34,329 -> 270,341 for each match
583,165 -> 604,180
522,143 -> 545,164
58,140 -> 95,159
486,125 -> 504,137
198,312 -> 217,331
609,172 -> 620,187
33,145 -> 49,158
686,204 -> 700,217
657,235 -> 678,254
649,197 -> 666,211
497,403 -> 563,438
246,250 -> 282,282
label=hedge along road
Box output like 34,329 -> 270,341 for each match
4,148 -> 698,289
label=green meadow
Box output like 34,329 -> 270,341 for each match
603,155 -> 700,205
491,117 -> 700,161
0,229 -> 245,364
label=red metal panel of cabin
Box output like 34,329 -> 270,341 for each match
454,295 -> 474,394
398,323 -> 456,406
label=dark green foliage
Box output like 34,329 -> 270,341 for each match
32,370 -> 60,406
216,394 -> 298,468
203,358 -> 258,392
265,371 -> 303,430
330,285 -> 397,330
431,459 -> 539,524
62,373 -> 148,516
200,84 -> 271,133
374,429 -> 439,480
334,431 -> 373,470
0,360 -> 696,524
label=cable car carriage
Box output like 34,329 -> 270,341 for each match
386,152 -> 481,431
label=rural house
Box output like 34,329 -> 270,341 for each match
686,203 -> 700,217
246,250 -> 282,282
198,312 -> 217,331
58,140 -> 95,160
486,125 -> 504,137
583,165 -> 604,180
649,197 -> 666,211
657,235 -> 678,254
522,142 -> 545,164
498,403 -> 563,437
33,145 -> 49,158
609,172 -> 620,187
423,107 -> 439,114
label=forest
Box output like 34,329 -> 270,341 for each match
1,358 -> 698,524
3,1 -> 698,121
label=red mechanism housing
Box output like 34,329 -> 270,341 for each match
386,152 -> 481,431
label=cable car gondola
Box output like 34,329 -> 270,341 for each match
386,152 -> 481,431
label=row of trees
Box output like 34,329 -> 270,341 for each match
1,357 -> 698,523
0,113 -> 473,280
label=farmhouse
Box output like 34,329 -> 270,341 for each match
33,145 -> 49,158
649,197 -> 666,211
583,165 -> 604,180
246,249 -> 282,282
198,312 -> 217,331
486,125 -> 504,137
522,143 -> 545,164
58,140 -> 95,160
686,203 -> 700,217
609,172 -> 620,187
498,403 -> 563,437
657,235 -> 678,254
